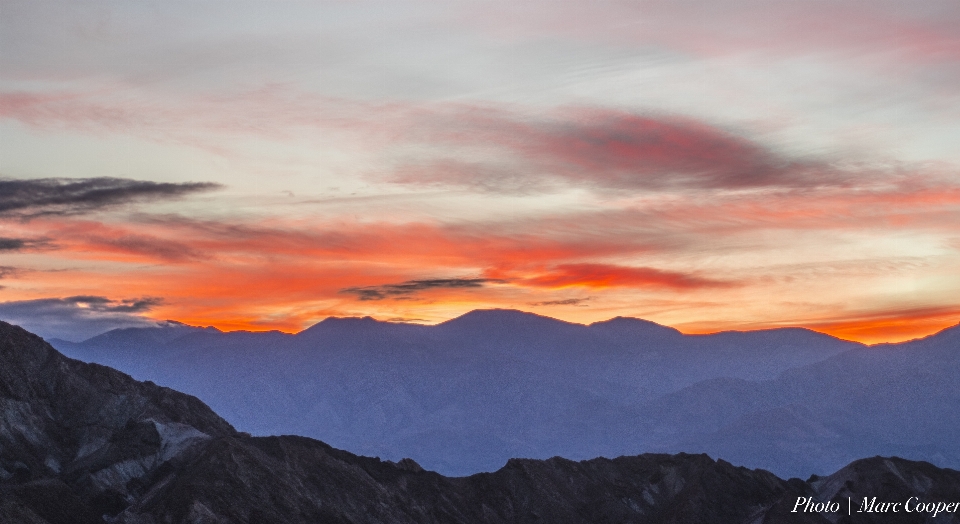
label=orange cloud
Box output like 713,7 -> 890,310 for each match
3,164 -> 958,342
803,306 -> 960,344
507,263 -> 736,291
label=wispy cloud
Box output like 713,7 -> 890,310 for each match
0,177 -> 220,219
802,304 -> 960,344
466,1 -> 960,67
0,88 -> 342,156
529,297 -> 591,307
0,295 -> 164,342
515,263 -> 737,291
29,213 -> 668,267
1,1 -> 959,345
341,278 -> 505,301
0,236 -> 52,251
386,107 -> 875,195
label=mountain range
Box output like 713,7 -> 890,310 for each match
5,319 -> 960,523
46,309 -> 960,478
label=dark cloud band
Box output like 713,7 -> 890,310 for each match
529,298 -> 591,306
0,177 -> 221,219
341,278 -> 505,301
0,236 -> 52,251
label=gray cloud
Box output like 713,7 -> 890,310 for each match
0,177 -> 221,219
341,278 -> 505,301
88,233 -> 202,262
58,295 -> 163,313
0,236 -> 53,251
0,295 -> 164,342
0,266 -> 20,279
529,298 -> 591,307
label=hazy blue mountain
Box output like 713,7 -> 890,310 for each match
45,309 -> 879,476
633,323 -> 960,476
7,319 -> 960,523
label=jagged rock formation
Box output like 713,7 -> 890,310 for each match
4,320 -> 960,523
0,320 -> 234,522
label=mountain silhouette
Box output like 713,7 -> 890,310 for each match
6,319 -> 960,523
46,309 -> 907,476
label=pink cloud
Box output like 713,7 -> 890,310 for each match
515,263 -> 736,291
1,88 -> 947,201
386,107 -> 846,193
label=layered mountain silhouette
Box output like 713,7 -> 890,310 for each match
5,320 -> 960,523
46,309 -> 960,478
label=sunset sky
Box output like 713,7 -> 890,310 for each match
2,0 -> 960,343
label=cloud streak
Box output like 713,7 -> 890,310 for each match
388,107 -> 868,194
0,236 -> 53,251
0,89 -> 863,196
801,304 -> 960,344
341,278 -> 505,301
0,177 -> 221,219
514,264 -> 737,291
0,295 -> 164,342
529,298 -> 591,307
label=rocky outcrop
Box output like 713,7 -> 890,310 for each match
4,320 -> 960,523
0,320 -> 233,522
111,442 -> 825,524
810,456 -> 960,523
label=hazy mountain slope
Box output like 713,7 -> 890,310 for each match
634,324 -> 960,477
50,309 -> 860,475
6,320 -> 960,523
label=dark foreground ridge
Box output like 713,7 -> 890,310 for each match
3,321 -> 960,523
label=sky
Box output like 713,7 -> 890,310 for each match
1,0 -> 960,343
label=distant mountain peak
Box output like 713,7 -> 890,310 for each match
589,316 -> 682,336
296,314 -> 390,338
439,308 -> 581,327
73,322 -> 220,349
7,319 -> 960,522
318,315 -> 380,324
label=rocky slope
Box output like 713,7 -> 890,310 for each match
4,320 -> 960,523
0,320 -> 234,522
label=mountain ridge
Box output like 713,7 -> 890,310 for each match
35,309 -> 960,478
4,319 -> 960,523
43,309 -> 893,476
62,308 -> 865,344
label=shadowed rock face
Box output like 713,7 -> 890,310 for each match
112,443 -> 826,524
0,321 -> 233,523
3,320 -> 960,523
810,456 -> 960,524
